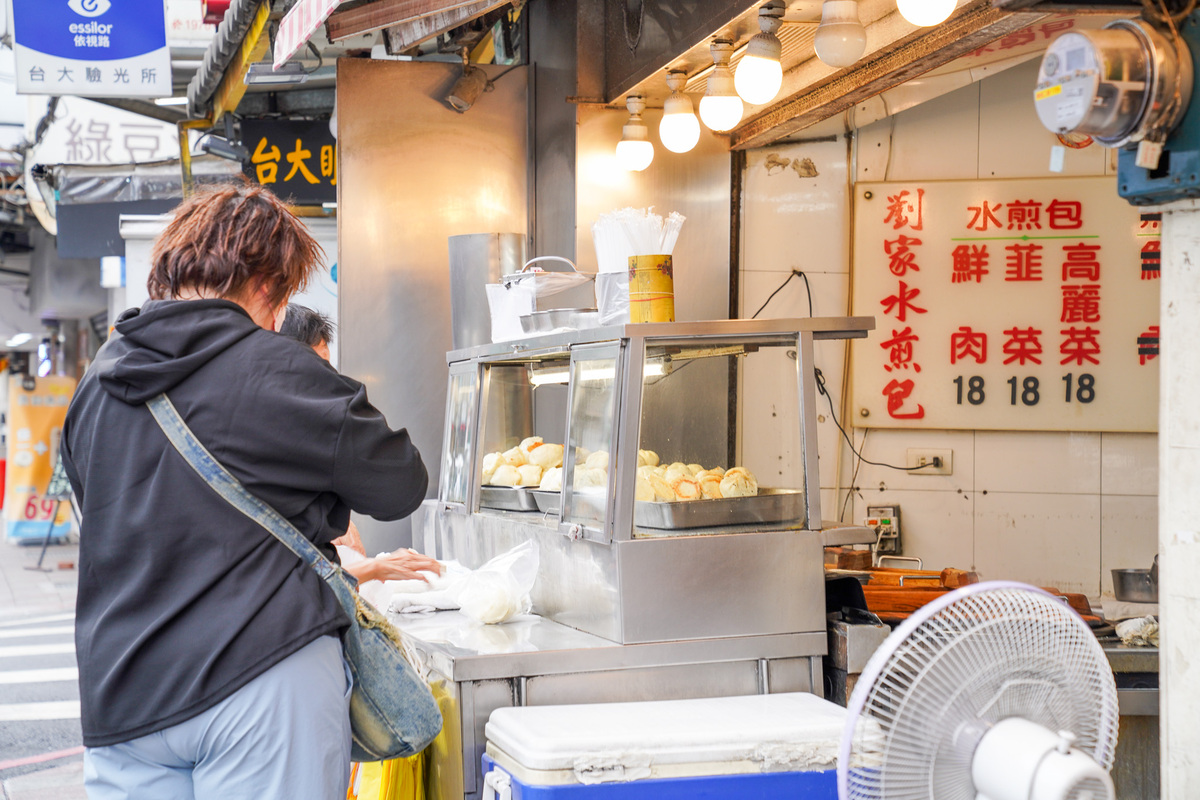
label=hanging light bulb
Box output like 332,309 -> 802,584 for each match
699,40 -> 744,132
897,0 -> 956,27
659,71 -> 701,153
735,2 -> 785,106
615,94 -> 654,171
814,0 -> 867,68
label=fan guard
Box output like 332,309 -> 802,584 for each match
838,581 -> 1119,800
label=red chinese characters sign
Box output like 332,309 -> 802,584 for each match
851,178 -> 1159,432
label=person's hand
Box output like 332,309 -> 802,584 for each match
364,549 -> 444,583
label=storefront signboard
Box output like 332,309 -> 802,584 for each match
242,118 -> 337,205
5,376 -> 76,542
851,177 -> 1159,432
12,0 -> 172,98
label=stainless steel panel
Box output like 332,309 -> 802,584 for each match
447,318 -> 875,365
634,489 -> 805,530
1117,687 -> 1160,716
767,657 -> 818,694
526,660 -> 759,706
448,233 -> 526,350
575,105 -> 732,324
462,679 -> 515,798
797,331 -> 824,528
617,530 -> 826,643
431,506 -> 624,642
338,59 -> 527,549
1113,713 -> 1160,799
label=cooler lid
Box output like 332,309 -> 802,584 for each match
485,693 -> 846,772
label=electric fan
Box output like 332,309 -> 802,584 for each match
838,581 -> 1120,800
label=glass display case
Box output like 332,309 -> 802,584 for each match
440,319 -> 871,542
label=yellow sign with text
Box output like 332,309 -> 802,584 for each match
5,376 -> 75,541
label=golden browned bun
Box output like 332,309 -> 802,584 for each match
707,466 -> 726,478
637,464 -> 658,479
517,464 -> 543,486
698,473 -> 723,499
671,477 -> 702,501
491,464 -> 522,486
664,463 -> 690,484
686,463 -> 704,477
720,467 -> 758,498
527,443 -> 564,470
648,473 -> 676,501
501,446 -> 526,467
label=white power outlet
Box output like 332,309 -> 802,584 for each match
907,448 -> 953,475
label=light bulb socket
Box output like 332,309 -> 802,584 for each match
746,30 -> 783,61
758,1 -> 785,33
706,66 -> 736,96
710,39 -> 735,66
663,92 -> 694,116
622,94 -> 651,142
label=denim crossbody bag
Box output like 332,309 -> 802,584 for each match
147,393 -> 443,762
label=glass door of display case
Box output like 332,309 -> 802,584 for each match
561,342 -> 625,543
438,361 -> 480,513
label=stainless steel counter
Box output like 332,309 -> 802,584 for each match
390,609 -> 825,800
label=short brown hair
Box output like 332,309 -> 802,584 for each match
148,182 -> 322,308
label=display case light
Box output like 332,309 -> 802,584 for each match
616,95 -> 655,172
735,2 -> 785,106
699,40 -> 744,132
528,361 -> 667,387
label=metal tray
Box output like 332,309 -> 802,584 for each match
634,488 -> 805,530
480,486 -> 539,512
530,490 -> 561,515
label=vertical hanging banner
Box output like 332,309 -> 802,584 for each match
851,177 -> 1159,432
12,0 -> 172,98
5,376 -> 76,542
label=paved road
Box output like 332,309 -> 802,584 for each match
0,610 -> 83,781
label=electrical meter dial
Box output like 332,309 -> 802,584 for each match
1034,19 -> 1193,148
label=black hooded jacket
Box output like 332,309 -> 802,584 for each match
61,299 -> 428,747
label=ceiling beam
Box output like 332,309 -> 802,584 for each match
382,0 -> 508,52
326,0 -> 504,41
729,1 -> 1047,150
90,98 -> 186,125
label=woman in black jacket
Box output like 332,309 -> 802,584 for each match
62,183 -> 433,799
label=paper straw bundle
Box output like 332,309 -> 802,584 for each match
592,207 -> 686,273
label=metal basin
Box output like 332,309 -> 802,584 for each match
1112,568 -> 1158,603
519,308 -> 600,334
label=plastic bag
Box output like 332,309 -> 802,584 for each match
458,540 -> 539,624
596,272 -> 630,325
485,282 -> 536,343
384,541 -> 539,625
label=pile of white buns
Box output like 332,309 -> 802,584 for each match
481,439 -> 758,504
481,437 -> 567,491
634,450 -> 758,502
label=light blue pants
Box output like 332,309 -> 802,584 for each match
84,635 -> 352,800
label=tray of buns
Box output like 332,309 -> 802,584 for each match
634,488 -> 804,530
480,486 -> 539,512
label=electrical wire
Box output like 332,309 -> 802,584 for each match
840,428 -> 867,521
749,267 -> 934,474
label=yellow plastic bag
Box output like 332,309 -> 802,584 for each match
347,753 -> 426,800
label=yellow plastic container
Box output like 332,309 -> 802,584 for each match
628,254 -> 675,323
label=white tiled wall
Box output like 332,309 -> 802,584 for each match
740,59 -> 1157,597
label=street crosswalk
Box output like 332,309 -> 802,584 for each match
0,611 -> 82,772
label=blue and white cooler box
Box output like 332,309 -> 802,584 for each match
482,693 -> 843,799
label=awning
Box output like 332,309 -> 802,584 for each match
274,0 -> 345,70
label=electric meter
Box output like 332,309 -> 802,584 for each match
1034,19 -> 1192,149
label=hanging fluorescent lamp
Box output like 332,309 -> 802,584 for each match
897,0 -> 956,27
735,2 -> 785,106
814,0 -> 867,68
699,40 -> 744,132
659,71 -> 701,153
616,95 -> 655,171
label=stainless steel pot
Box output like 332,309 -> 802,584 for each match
1112,557 -> 1158,603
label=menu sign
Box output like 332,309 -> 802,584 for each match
851,178 -> 1159,432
